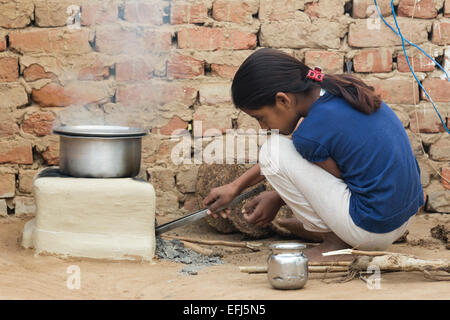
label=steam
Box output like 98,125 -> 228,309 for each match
53,1 -> 170,131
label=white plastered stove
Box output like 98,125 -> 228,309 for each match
22,167 -> 156,261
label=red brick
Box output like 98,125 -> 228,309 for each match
0,173 -> 15,198
212,0 -> 254,24
31,83 -> 71,107
211,64 -> 238,79
442,167 -> 450,190
0,118 -> 19,137
304,51 -> 344,74
422,78 -> 450,102
22,111 -> 56,137
349,19 -> 429,48
116,82 -> 197,106
95,26 -> 139,54
432,21 -> 450,45
0,57 -> 19,82
167,53 -> 204,79
81,1 -> 118,26
0,0 -> 34,28
409,109 -> 445,133
0,140 -> 33,164
123,1 -> 165,25
159,116 -> 188,135
78,60 -> 109,81
178,27 -> 256,51
398,0 -> 438,19
429,138 -> 450,161
9,29 -> 91,54
14,196 -> 35,216
116,60 -> 153,82
170,2 -> 209,24
183,195 -> 200,212
142,30 -> 172,52
304,2 -> 320,18
352,0 -> 393,18
19,169 -> 38,194
446,0 -> 450,17
365,79 -> 420,104
42,140 -> 59,165
353,49 -> 392,73
34,0 -> 82,27
146,139 -> 179,164
397,53 -> 436,72
199,83 -> 232,105
95,26 -> 171,54
0,34 -> 6,51
32,82 -> 110,108
23,64 -> 57,82
259,0 -> 304,22
193,105 -> 235,135
0,83 -> 28,109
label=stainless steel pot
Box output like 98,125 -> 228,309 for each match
267,242 -> 308,290
53,125 -> 148,178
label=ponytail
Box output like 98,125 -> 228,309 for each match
321,73 -> 382,115
232,48 -> 382,115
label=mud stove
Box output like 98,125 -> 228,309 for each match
22,168 -> 156,261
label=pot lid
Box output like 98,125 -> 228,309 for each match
269,242 -> 307,251
53,125 -> 148,138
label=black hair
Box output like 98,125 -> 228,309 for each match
231,48 -> 382,115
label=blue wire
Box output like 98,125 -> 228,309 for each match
374,0 -> 449,80
373,0 -> 450,134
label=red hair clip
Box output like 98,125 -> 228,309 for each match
307,67 -> 324,82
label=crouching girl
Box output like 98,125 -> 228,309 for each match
203,48 -> 424,262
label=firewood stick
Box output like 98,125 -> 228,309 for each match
309,261 -> 352,266
180,240 -> 214,256
161,235 -> 263,251
239,266 -> 267,274
239,261 -> 352,267
239,266 -> 349,274
423,270 -> 450,281
322,249 -> 415,257
352,255 -> 450,273
310,272 -> 350,280
308,266 -> 349,273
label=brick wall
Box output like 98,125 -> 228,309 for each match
0,0 -> 449,217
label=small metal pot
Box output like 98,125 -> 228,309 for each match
53,125 -> 148,178
267,242 -> 308,290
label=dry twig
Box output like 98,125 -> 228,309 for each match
239,265 -> 349,274
179,240 -> 214,256
162,235 -> 263,251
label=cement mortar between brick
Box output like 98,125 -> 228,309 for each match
0,0 -> 449,215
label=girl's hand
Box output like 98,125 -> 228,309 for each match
242,191 -> 284,227
203,183 -> 240,218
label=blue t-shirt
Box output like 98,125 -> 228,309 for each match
292,92 -> 424,234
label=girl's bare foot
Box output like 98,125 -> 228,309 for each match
302,232 -> 353,263
276,217 -> 353,263
277,217 -> 322,243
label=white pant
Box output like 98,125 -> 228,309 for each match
259,135 -> 411,251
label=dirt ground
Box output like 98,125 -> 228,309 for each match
0,213 -> 449,300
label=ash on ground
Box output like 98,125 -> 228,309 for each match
155,237 -> 223,275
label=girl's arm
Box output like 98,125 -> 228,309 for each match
203,164 -> 266,215
230,164 -> 266,194
313,158 -> 342,179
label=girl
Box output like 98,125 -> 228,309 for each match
203,48 -> 424,262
